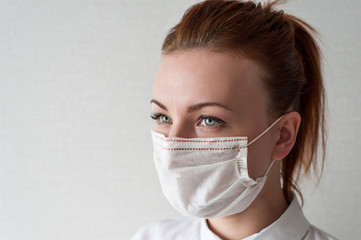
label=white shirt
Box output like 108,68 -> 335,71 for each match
131,198 -> 337,240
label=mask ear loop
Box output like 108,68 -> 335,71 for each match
246,115 -> 283,178
246,115 -> 284,147
264,159 -> 275,177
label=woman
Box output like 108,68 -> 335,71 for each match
132,0 -> 336,239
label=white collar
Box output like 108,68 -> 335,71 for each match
201,197 -> 310,240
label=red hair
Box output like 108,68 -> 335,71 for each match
161,0 -> 326,204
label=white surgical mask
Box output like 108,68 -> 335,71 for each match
151,116 -> 283,218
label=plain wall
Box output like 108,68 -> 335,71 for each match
0,0 -> 360,239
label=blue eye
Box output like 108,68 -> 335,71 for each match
199,116 -> 224,127
151,113 -> 172,124
160,115 -> 171,123
201,118 -> 216,126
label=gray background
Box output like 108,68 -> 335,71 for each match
0,0 -> 360,239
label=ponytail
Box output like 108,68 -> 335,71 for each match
280,15 -> 326,203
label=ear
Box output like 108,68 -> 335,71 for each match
271,112 -> 301,161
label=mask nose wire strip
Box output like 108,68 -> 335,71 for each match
246,115 -> 284,147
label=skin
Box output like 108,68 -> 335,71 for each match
151,48 -> 301,240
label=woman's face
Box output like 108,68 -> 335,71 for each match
151,48 -> 278,178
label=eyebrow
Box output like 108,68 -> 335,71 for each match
150,99 -> 232,112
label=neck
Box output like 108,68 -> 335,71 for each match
206,173 -> 288,240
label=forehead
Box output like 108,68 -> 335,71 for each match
153,49 -> 268,116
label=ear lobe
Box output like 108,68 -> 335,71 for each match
271,112 -> 301,161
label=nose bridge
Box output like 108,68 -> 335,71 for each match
168,118 -> 194,138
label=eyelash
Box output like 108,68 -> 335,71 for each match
150,112 -> 226,128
